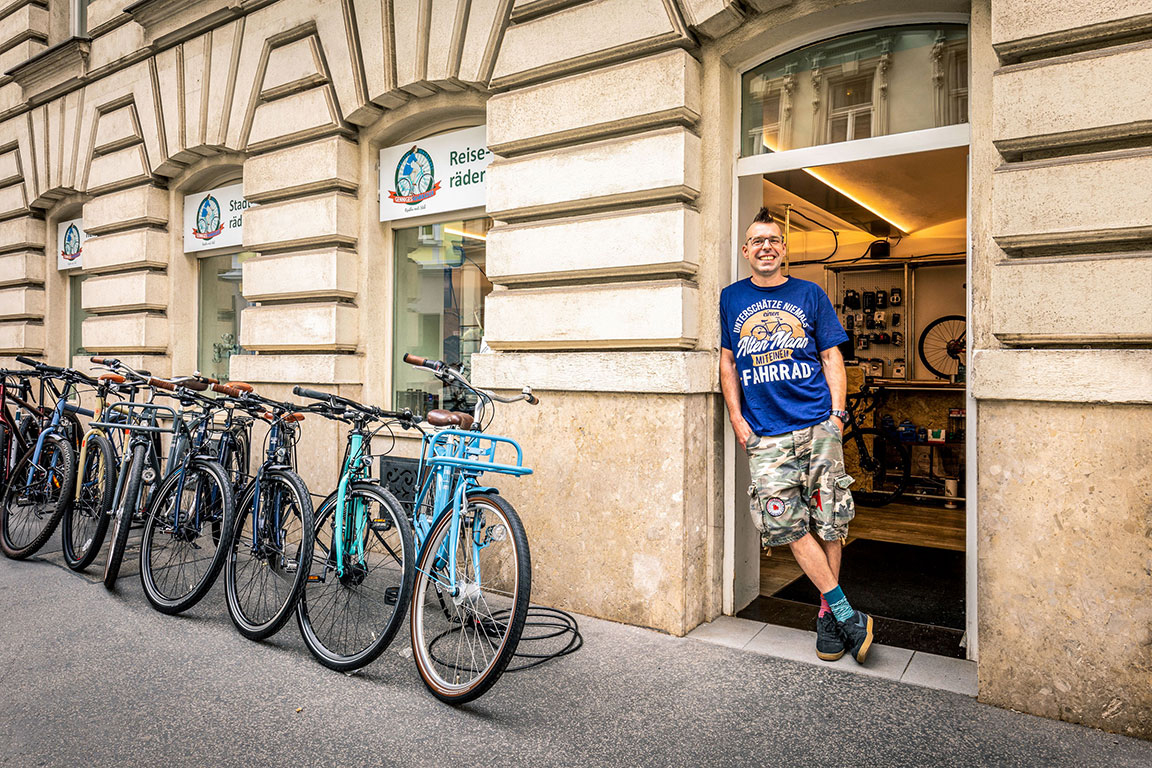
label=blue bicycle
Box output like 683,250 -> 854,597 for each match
402,353 -> 537,704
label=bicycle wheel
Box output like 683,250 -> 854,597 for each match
411,491 -> 531,705
918,314 -> 966,379
842,427 -> 911,507
222,427 -> 249,493
225,469 -> 314,640
1,434 -> 76,559
62,433 -> 115,570
296,482 -> 414,671
140,458 -> 235,614
104,443 -> 147,589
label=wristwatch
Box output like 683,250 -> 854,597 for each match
831,409 -> 849,423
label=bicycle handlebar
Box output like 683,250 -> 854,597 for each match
402,352 -> 446,372
294,386 -> 335,403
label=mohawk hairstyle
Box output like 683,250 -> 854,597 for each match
751,207 -> 777,227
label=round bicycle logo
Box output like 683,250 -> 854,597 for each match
388,145 -> 441,205
193,194 -> 223,241
61,223 -> 82,261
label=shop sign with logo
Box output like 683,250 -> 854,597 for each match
183,183 -> 254,253
379,126 -> 492,222
57,218 -> 86,270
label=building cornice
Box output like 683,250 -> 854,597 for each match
5,36 -> 90,104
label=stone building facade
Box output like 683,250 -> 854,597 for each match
0,0 -> 1148,738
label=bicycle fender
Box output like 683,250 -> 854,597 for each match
468,485 -> 500,496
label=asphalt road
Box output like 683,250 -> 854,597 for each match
1,542 -> 1149,768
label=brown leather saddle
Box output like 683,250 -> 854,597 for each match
425,408 -> 474,430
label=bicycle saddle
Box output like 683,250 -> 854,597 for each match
426,409 -> 474,430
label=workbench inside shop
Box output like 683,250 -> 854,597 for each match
845,367 -> 967,505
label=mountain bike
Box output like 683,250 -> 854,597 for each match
402,352 -> 537,705
201,378 -> 314,641
290,387 -> 415,671
840,387 -> 911,506
1,357 -> 96,559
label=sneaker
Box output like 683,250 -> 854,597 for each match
836,610 -> 875,663
816,613 -> 845,661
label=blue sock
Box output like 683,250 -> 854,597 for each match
822,585 -> 854,623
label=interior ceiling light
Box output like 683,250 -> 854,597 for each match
801,166 -> 910,235
443,227 -> 487,241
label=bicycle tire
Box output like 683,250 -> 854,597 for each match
62,433 -> 115,570
225,469 -> 314,640
1,434 -> 76,559
917,314 -> 966,379
225,428 -> 250,492
842,427 -> 911,507
104,443 -> 147,589
295,482 -> 414,672
411,491 -> 531,705
139,457 -> 235,614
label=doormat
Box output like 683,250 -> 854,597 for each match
737,539 -> 966,659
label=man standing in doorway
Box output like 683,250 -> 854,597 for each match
719,207 -> 874,664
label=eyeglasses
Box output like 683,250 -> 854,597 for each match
747,235 -> 785,248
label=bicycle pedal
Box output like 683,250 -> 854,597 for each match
384,586 -> 399,605
369,518 -> 392,532
283,561 -> 297,573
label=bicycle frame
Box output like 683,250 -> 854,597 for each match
238,413 -> 294,557
24,382 -> 92,487
0,375 -> 37,479
409,429 -> 531,595
72,380 -> 130,504
330,426 -> 374,579
92,402 -> 177,524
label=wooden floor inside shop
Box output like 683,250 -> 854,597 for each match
759,501 -> 966,596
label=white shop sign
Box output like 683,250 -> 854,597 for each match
379,125 -> 492,222
183,183 -> 254,253
56,218 -> 86,270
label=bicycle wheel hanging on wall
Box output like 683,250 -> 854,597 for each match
918,314 -> 966,379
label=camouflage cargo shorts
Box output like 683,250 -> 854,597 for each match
746,416 -> 855,548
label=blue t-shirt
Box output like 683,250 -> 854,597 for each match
720,277 -> 848,437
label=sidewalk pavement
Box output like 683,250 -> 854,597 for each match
1,551 -> 1148,768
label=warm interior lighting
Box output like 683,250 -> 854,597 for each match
800,167 -> 910,234
443,227 -> 487,241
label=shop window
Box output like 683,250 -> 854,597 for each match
827,74 -> 873,143
392,218 -> 492,415
69,273 -> 88,360
197,252 -> 251,382
741,24 -> 968,157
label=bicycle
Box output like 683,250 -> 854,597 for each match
60,371 -> 136,570
0,369 -> 39,491
89,359 -> 178,588
290,386 -> 416,671
402,352 -> 537,705
201,378 -> 315,641
0,357 -> 96,559
90,358 -> 237,609
136,372 -> 237,613
840,387 -> 911,507
918,314 -> 966,379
